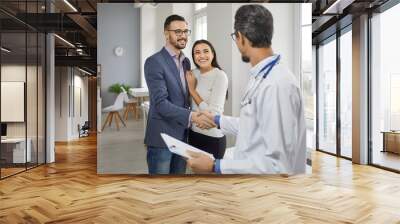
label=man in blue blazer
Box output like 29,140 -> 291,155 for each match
144,15 -> 215,174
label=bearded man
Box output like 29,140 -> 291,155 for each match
144,15 -> 215,174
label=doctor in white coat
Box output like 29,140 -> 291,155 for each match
187,4 -> 307,175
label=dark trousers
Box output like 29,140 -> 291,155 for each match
188,130 -> 226,159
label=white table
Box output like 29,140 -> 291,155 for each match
129,87 -> 149,97
1,138 -> 31,163
129,88 -> 149,119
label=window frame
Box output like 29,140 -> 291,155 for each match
315,24 -> 353,160
193,4 -> 207,41
368,1 -> 400,173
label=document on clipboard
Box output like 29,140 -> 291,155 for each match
160,133 -> 215,160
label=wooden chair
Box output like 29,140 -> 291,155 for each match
123,98 -> 139,120
122,86 -> 143,121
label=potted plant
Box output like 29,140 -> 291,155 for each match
121,84 -> 132,92
108,83 -> 132,94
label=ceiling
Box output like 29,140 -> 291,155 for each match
0,0 -> 98,73
311,0 -> 392,44
0,0 -> 397,73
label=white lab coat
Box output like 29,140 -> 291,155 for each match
219,57 -> 306,175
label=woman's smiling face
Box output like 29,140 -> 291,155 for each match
193,43 -> 214,70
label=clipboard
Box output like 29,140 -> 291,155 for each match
160,133 -> 215,160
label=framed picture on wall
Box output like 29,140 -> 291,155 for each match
1,81 -> 25,122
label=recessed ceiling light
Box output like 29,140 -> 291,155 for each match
78,67 -> 93,76
322,0 -> 354,15
63,0 -> 78,12
54,34 -> 75,48
1,47 -> 11,53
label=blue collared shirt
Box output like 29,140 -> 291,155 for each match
164,45 -> 186,92
214,159 -> 221,174
214,115 -> 221,174
165,45 -> 192,127
214,115 -> 221,128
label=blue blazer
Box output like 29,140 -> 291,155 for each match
144,47 -> 191,148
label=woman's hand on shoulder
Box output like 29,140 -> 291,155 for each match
186,70 -> 197,93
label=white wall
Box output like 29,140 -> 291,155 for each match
98,3 -> 141,106
155,4 -> 173,51
55,67 -> 89,141
206,4 -> 235,116
173,3 -> 194,63
140,4 -> 157,88
55,67 -> 70,141
140,3 -> 194,87
139,3 -> 173,87
71,74 -> 89,138
138,3 -> 302,146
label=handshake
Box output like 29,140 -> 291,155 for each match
191,111 -> 216,129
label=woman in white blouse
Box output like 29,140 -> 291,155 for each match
186,40 -> 229,159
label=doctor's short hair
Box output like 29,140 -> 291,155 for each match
164,14 -> 186,30
234,4 -> 273,48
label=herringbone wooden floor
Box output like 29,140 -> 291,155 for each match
1,135 -> 400,224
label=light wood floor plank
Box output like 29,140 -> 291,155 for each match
1,135 -> 400,223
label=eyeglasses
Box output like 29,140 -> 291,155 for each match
230,32 -> 237,41
168,29 -> 191,36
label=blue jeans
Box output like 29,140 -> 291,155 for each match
146,147 -> 187,174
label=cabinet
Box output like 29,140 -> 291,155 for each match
382,131 -> 400,154
0,138 -> 32,165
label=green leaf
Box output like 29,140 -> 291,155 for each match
108,83 -> 123,94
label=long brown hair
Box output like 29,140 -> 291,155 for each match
192,40 -> 222,70
191,40 -> 228,100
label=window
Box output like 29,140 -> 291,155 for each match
195,3 -> 207,11
194,3 -> 207,41
301,3 -> 314,150
0,1 -> 47,179
371,3 -> 400,171
390,74 -> 400,130
339,29 -> 352,158
315,25 -> 352,159
195,15 -> 207,40
318,37 -> 337,155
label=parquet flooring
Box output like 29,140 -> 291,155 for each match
1,134 -> 400,223
1,167 -> 26,178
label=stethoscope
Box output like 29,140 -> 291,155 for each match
240,55 -> 280,108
